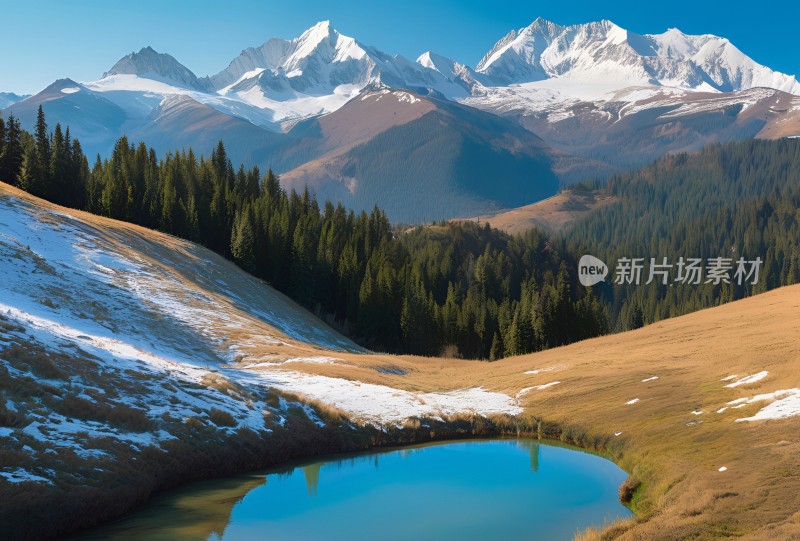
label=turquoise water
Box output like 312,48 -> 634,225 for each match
85,440 -> 632,541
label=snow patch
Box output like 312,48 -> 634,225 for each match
731,389 -> 800,422
0,469 -> 52,485
243,356 -> 341,368
393,91 -> 420,104
725,371 -> 768,388
240,369 -> 521,425
516,382 -> 561,398
523,366 -> 561,375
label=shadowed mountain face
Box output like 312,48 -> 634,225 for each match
130,95 -> 286,167
5,85 -> 575,223
276,91 -> 566,222
5,79 -> 128,153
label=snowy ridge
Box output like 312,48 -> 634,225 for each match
474,18 -> 800,95
80,19 -> 800,134
207,20 -> 466,122
6,18 -> 800,176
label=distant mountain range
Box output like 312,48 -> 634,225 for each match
0,92 -> 28,109
3,19 -> 800,221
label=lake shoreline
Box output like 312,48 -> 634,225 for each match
11,413 -> 635,541
79,438 -> 633,541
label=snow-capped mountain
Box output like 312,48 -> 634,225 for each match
473,18 -> 800,94
103,46 -> 212,92
417,51 -> 485,91
9,19 -> 800,139
3,18 -> 800,220
207,20 -> 466,123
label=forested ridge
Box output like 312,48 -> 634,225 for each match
0,107 -> 606,359
565,139 -> 800,330
3,107 -> 799,357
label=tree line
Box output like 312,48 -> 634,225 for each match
0,107 -> 607,359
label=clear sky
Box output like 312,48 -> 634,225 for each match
2,0 -> 799,95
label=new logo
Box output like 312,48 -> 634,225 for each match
578,255 -> 608,287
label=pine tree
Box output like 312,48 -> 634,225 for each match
0,115 -> 23,185
231,207 -> 256,272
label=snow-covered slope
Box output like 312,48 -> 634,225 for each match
0,184 -> 519,434
0,183 -> 521,539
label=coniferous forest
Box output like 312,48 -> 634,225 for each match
0,107 -> 606,359
2,108 -> 800,358
564,140 -> 800,331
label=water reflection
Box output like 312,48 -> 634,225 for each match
302,463 -> 321,496
82,440 -> 632,541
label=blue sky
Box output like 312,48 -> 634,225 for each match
2,0 -> 799,94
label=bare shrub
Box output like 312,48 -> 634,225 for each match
208,408 -> 237,427
439,344 -> 461,359
2,344 -> 64,380
619,475 -> 642,504
0,396 -> 26,428
59,396 -> 152,432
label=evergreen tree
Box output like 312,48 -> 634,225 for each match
231,207 -> 256,272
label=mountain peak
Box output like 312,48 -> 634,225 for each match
103,47 -> 209,91
417,51 -> 452,70
296,20 -> 336,47
308,20 -> 332,32
524,17 -> 562,35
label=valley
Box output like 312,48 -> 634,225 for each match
2,184 -> 800,540
2,11 -> 800,541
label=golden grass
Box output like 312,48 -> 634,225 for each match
258,281 -> 800,539
458,190 -> 616,234
4,182 -> 800,539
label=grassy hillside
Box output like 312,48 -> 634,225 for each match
0,184 -> 523,539
259,285 -> 800,541
2,184 -> 800,540
461,189 -> 616,235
